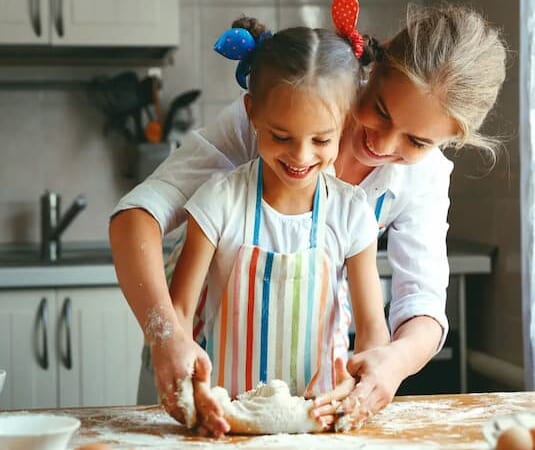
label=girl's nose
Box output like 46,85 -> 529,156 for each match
290,141 -> 313,163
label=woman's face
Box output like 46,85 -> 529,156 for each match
348,67 -> 459,168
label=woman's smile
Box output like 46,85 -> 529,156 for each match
361,128 -> 393,161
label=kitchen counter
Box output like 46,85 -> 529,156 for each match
0,239 -> 493,288
23,391 -> 535,449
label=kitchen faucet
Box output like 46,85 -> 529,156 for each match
41,191 -> 88,262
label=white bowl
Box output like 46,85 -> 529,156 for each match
0,370 -> 5,394
0,414 -> 80,450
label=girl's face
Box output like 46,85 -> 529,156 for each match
246,85 -> 344,195
348,67 -> 459,168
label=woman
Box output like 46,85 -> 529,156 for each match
109,2 -> 506,431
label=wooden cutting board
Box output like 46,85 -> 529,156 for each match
57,391 -> 535,449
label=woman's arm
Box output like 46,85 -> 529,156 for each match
386,151 -> 453,353
109,97 -> 253,335
109,208 -> 174,342
342,152 -> 453,420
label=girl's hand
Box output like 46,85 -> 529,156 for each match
192,356 -> 231,438
151,334 -> 205,424
309,358 -> 356,430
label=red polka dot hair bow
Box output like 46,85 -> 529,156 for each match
332,0 -> 365,59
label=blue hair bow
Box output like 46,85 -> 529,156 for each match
214,27 -> 272,89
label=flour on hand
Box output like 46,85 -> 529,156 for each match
211,379 -> 324,435
175,373 -> 197,429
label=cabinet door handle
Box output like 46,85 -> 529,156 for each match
51,0 -> 64,37
59,297 -> 73,370
29,0 -> 42,37
35,297 -> 49,370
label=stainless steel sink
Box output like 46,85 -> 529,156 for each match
0,244 -> 113,267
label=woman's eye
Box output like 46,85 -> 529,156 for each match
409,137 -> 427,149
374,103 -> 389,119
313,139 -> 331,146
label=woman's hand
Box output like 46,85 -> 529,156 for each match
311,343 -> 407,431
309,358 -> 357,430
341,344 -> 406,425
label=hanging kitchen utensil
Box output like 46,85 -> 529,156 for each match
144,76 -> 163,143
162,89 -> 201,144
89,71 -> 146,142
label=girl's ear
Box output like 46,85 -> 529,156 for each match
244,93 -> 254,121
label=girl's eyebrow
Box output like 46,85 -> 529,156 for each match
378,96 -> 436,146
268,123 -> 337,135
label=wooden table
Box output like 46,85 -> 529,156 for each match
39,392 -> 535,449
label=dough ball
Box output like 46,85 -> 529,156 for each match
495,425 -> 533,450
212,379 -> 323,435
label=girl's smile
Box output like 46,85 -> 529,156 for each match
279,161 -> 316,178
245,84 -> 344,213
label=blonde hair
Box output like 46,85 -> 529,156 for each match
384,3 -> 507,167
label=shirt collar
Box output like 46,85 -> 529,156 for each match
360,163 -> 403,199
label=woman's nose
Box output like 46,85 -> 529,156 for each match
374,130 -> 399,156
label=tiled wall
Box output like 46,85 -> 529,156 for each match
445,0 -> 522,379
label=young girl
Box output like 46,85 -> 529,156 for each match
109,0 -> 506,434
168,16 -> 389,435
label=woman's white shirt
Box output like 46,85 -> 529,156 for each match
113,96 -> 453,350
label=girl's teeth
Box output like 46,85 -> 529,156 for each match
285,163 -> 308,174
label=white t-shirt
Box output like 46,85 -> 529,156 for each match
185,159 -> 377,329
113,96 -> 453,349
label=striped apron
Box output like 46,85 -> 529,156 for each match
141,167 -> 387,404
202,159 -> 349,398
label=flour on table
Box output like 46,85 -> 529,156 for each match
212,379 -> 324,434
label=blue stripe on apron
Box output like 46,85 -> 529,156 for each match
310,184 -> 321,248
259,251 -> 274,382
253,159 -> 264,246
304,253 -> 316,385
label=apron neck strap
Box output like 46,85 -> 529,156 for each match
244,158 -> 327,248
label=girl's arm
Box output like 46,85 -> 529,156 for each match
165,217 -> 230,437
345,242 -> 390,352
169,216 -> 216,328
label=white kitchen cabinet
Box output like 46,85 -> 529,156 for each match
0,0 -> 179,47
0,0 -> 50,44
0,289 -> 57,409
0,287 -> 144,410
